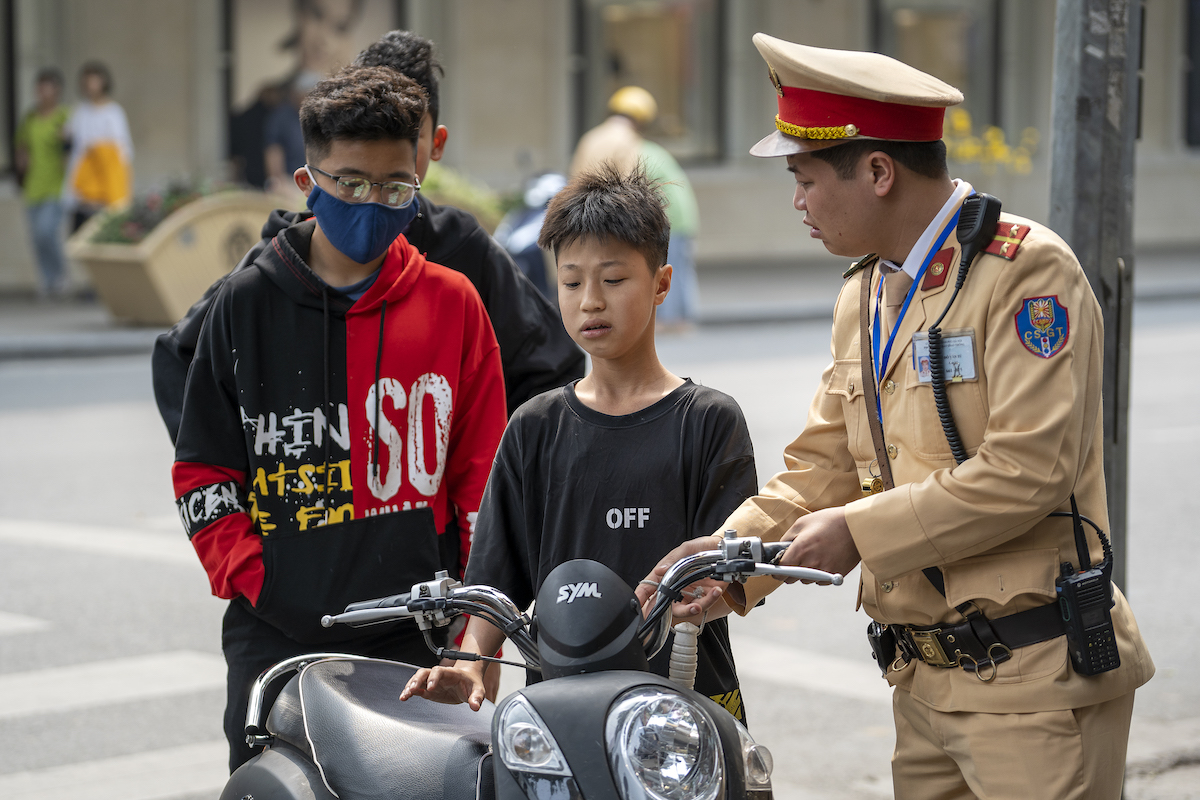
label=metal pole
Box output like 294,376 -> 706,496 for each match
1048,0 -> 1141,591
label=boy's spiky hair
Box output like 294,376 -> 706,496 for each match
300,65 -> 427,163
354,30 -> 444,127
538,163 -> 671,271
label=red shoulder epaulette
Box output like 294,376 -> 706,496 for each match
985,222 -> 1031,260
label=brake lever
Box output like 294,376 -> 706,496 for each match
748,564 -> 843,584
709,535 -> 842,584
322,606 -> 417,628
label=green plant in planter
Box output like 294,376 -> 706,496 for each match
419,162 -> 505,234
91,180 -> 234,245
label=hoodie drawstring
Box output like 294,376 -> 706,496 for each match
372,300 -> 388,484
322,287 -> 332,525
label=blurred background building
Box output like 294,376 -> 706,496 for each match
1,0 -> 1197,294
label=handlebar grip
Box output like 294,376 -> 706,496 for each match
762,542 -> 789,563
344,592 -> 411,613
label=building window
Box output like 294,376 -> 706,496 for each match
575,0 -> 724,164
224,0 -> 402,187
1187,0 -> 1200,147
872,0 -> 1001,129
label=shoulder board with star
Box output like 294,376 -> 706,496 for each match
843,254 -> 878,279
985,222 -> 1031,261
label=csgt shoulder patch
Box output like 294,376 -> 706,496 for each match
1015,295 -> 1069,358
986,222 -> 1030,260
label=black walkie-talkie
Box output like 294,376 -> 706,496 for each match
1052,498 -> 1120,676
1056,562 -> 1120,675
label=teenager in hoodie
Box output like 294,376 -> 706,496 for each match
153,30 -> 584,444
172,66 -> 507,771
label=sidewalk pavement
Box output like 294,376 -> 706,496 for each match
0,249 -> 1196,360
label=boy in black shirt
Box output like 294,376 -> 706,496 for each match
402,165 -> 757,722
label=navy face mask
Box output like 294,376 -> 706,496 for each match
306,183 -> 419,264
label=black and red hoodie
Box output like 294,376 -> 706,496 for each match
172,218 -> 506,644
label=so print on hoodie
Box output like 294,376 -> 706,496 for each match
172,218 -> 507,644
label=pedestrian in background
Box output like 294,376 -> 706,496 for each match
570,86 -> 701,331
14,68 -> 70,298
263,73 -> 318,197
493,171 -> 566,299
63,61 -> 133,232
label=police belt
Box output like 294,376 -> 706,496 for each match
892,602 -> 1065,673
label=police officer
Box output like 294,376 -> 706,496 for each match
646,34 -> 1154,798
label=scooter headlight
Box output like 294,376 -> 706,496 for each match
496,695 -> 572,776
605,688 -> 723,800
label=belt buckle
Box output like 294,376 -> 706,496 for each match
909,628 -> 955,668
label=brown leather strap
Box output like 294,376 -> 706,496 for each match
858,264 -> 894,491
860,266 -> 950,594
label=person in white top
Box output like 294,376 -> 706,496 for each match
63,61 -> 133,231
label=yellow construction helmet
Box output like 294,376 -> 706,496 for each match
607,86 -> 658,126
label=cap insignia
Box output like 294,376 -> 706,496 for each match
769,65 -> 784,97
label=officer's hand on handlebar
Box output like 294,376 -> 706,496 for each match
779,507 -> 861,583
634,535 -> 728,620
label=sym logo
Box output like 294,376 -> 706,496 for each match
557,582 -> 603,604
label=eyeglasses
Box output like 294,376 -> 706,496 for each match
306,165 -> 420,208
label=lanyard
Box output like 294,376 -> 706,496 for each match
871,208 -> 962,421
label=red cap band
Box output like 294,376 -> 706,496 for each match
777,87 -> 946,142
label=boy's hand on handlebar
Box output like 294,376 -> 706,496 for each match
635,535 -> 727,619
400,665 -> 487,711
778,507 -> 861,583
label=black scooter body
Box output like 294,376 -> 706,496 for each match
221,559 -> 776,799
220,658 -> 494,800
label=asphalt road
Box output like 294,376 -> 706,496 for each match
0,295 -> 1197,799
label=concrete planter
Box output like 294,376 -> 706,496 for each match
65,191 -> 282,326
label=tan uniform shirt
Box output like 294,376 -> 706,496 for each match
725,208 -> 1153,713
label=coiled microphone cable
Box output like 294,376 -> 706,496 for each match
926,193 -> 1002,464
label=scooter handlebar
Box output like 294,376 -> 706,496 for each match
321,605 -> 417,628
344,592 -> 412,613
762,541 -> 789,562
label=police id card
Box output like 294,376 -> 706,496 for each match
912,328 -> 977,383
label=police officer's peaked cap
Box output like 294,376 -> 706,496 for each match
750,33 -> 964,158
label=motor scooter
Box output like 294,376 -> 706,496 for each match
218,532 -> 842,800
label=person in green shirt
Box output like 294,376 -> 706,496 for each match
15,68 -> 71,298
639,136 -> 701,329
